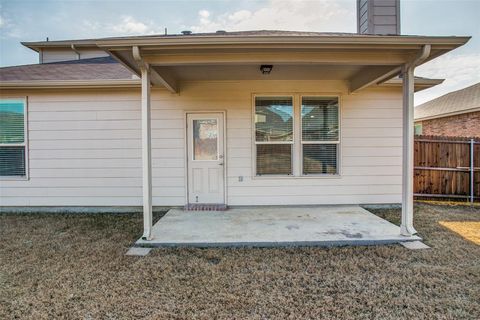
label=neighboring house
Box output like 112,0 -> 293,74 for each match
414,82 -> 480,137
0,0 -> 469,239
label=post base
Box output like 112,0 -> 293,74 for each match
400,224 -> 417,237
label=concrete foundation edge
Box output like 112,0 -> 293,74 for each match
135,237 -> 421,249
0,206 -> 174,214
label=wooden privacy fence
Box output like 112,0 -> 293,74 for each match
414,135 -> 480,203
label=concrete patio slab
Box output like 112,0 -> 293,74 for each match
136,205 -> 421,248
126,247 -> 152,256
401,241 -> 430,250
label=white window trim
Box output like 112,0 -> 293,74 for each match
252,95 -> 295,176
300,95 -> 341,177
252,93 -> 341,179
0,97 -> 29,181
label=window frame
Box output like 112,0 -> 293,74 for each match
300,95 -> 340,176
0,97 -> 29,181
252,95 -> 295,176
252,93 -> 341,179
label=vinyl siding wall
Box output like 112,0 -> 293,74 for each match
40,48 -> 109,63
0,80 -> 403,206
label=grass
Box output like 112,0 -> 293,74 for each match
0,203 -> 479,320
438,221 -> 480,245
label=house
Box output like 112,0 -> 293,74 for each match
0,0 -> 469,241
414,82 -> 480,137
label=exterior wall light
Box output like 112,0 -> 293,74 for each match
260,65 -> 273,75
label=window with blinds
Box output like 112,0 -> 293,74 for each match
0,99 -> 27,178
255,97 -> 293,175
301,97 -> 339,175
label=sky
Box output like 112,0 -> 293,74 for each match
0,0 -> 479,105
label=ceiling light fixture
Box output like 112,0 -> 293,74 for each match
260,65 -> 273,75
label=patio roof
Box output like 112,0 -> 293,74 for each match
0,55 -> 443,92
20,30 -> 468,93
93,31 -> 468,94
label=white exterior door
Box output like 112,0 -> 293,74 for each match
187,113 -> 225,204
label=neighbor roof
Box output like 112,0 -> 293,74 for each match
0,56 -> 134,81
415,82 -> 480,121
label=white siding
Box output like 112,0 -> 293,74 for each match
0,81 -> 403,206
40,48 -> 109,63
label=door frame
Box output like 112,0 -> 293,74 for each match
184,110 -> 227,205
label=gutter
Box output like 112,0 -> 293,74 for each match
21,35 -> 470,50
71,44 -> 82,60
407,44 -> 431,69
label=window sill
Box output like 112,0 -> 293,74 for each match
0,176 -> 29,181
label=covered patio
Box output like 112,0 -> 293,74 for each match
95,32 -> 468,245
136,206 -> 421,247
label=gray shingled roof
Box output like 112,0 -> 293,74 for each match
23,30 -> 466,51
415,82 -> 480,120
21,31 -> 384,47
0,56 -> 134,81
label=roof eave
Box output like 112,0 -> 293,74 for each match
382,78 -> 444,92
22,35 -> 471,50
415,107 -> 480,121
96,35 -> 471,49
0,79 -> 141,89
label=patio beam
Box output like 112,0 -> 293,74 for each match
142,51 -> 411,66
152,66 -> 178,93
131,46 -> 178,92
349,65 -> 402,93
401,44 -> 431,236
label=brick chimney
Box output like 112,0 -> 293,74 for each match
357,0 -> 401,35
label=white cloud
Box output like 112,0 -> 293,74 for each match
190,0 -> 355,33
0,11 -> 23,38
415,52 -> 480,105
82,15 -> 161,37
111,16 -> 152,35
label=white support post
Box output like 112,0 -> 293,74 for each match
401,65 -> 417,236
141,65 -> 153,240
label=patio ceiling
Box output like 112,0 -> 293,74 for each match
96,34 -> 469,94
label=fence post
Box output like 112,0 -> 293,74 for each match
471,139 -> 475,204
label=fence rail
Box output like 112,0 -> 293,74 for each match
414,135 -> 480,203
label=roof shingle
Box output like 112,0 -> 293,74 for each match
415,82 -> 480,120
0,56 -> 134,82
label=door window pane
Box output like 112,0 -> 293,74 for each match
303,144 -> 337,174
255,97 -> 293,141
193,119 -> 218,160
256,144 -> 292,175
302,97 -> 338,141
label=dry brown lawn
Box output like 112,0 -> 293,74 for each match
1,203 -> 479,320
